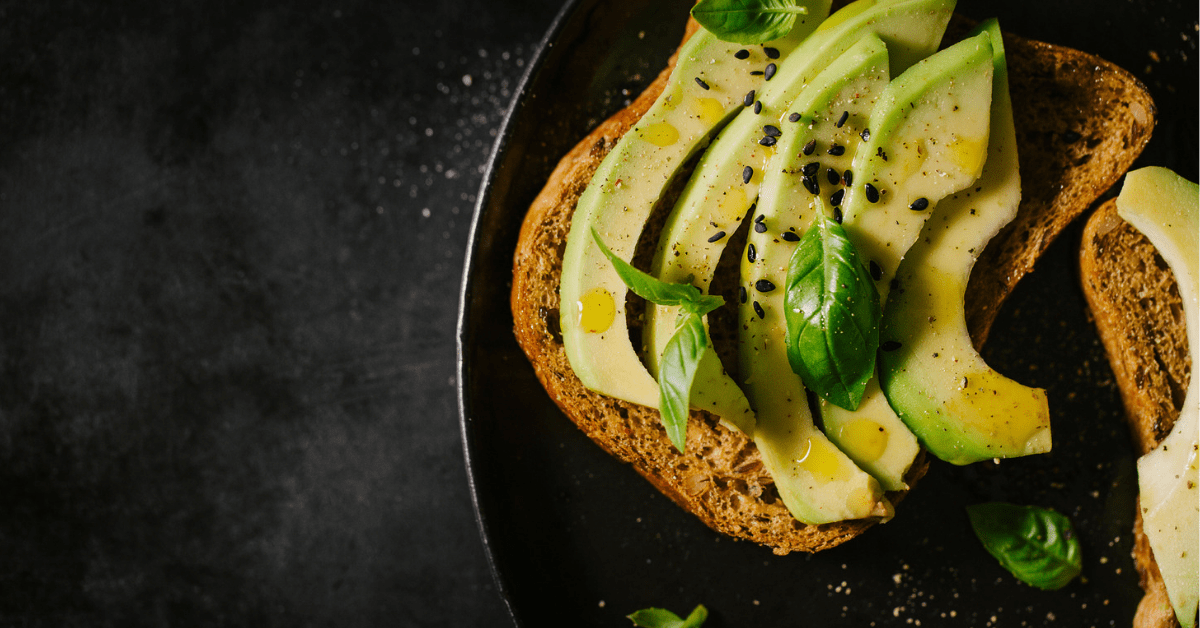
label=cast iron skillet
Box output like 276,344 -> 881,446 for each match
458,0 -> 1197,624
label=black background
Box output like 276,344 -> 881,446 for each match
0,0 -> 1195,626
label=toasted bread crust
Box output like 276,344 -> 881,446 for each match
1080,199 -> 1189,628
513,15 -> 1154,554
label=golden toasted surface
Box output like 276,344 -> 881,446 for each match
1080,199 -> 1189,628
512,15 -> 1154,554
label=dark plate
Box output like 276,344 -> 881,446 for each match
458,0 -> 1197,625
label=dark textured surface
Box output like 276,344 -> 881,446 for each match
0,0 -> 559,625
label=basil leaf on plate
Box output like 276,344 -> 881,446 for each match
967,502 -> 1083,590
592,230 -> 726,451
783,213 -> 880,410
691,0 -> 808,44
628,604 -> 709,628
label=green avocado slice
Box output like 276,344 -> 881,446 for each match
559,5 -> 829,423
643,0 -> 956,438
878,20 -> 1051,465
839,29 -> 995,303
740,34 -> 897,523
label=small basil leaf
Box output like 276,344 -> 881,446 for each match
784,213 -> 881,410
659,313 -> 709,452
967,503 -> 1083,590
628,604 -> 708,628
682,294 -> 725,319
691,0 -> 809,44
593,229 -> 704,306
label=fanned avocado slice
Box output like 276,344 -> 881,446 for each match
644,0 -> 956,437
740,34 -> 897,523
877,21 -> 1051,466
559,2 -> 829,426
839,29 -> 995,304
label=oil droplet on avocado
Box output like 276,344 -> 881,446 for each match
641,122 -> 679,147
578,287 -> 615,333
718,186 -> 749,224
947,134 -> 987,176
838,419 -> 889,463
943,369 -> 1049,450
691,97 -> 724,126
795,437 -> 842,483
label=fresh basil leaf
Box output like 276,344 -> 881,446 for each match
691,0 -> 808,44
628,604 -> 709,628
783,213 -> 880,410
592,229 -> 705,307
659,313 -> 709,452
967,503 -> 1083,590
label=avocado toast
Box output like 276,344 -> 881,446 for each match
510,1 -> 1153,554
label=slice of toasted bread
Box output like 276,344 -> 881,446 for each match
1080,199 -> 1189,628
511,14 -> 1154,554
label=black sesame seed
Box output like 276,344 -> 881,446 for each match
747,242 -> 757,263
734,49 -> 750,60
864,183 -> 880,203
788,112 -> 801,123
708,231 -> 727,243
764,63 -> 777,81
754,213 -> 765,223
781,231 -> 800,242
860,128 -> 870,141
802,162 -> 819,177
763,124 -> 781,137
755,279 -> 776,292
881,340 -> 902,352
739,286 -> 748,303
869,260 -> 882,281
889,278 -> 900,291
753,101 -> 762,114
836,110 -> 849,128
743,165 -> 753,184
833,207 -> 843,223
744,90 -> 756,107
750,70 -> 764,76
827,143 -> 845,156
829,188 -> 844,207
758,136 -> 777,147
909,197 -> 929,211
876,147 -> 888,161
842,169 -> 853,186
753,301 -> 765,319
754,221 -> 767,233
802,139 -> 816,155
764,47 -> 780,59
695,77 -> 710,90
826,168 -> 840,186
802,175 -> 819,195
